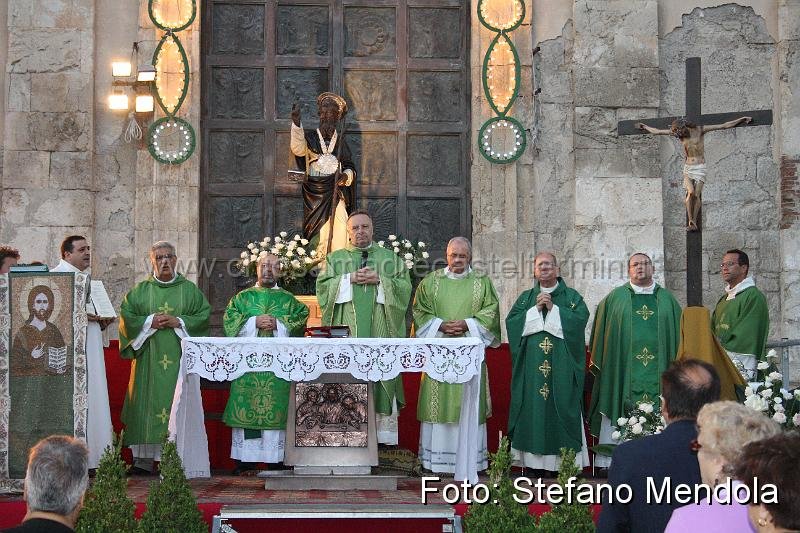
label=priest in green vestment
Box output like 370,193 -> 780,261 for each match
222,253 -> 309,473
588,253 -> 681,467
316,210 -> 412,444
712,249 -> 769,381
413,237 -> 500,472
118,241 -> 210,469
506,252 -> 590,472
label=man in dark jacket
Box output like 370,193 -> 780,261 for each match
597,359 -> 720,533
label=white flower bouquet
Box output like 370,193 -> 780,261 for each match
237,232 -> 319,286
742,350 -> 799,429
376,235 -> 430,276
611,401 -> 665,443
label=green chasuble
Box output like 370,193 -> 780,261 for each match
588,284 -> 681,437
413,269 -> 501,424
316,242 -> 412,414
221,287 -> 309,431
119,274 -> 210,445
712,285 -> 769,361
506,278 -> 589,456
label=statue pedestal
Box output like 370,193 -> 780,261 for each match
267,372 -> 396,490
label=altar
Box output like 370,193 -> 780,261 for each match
169,336 -> 486,483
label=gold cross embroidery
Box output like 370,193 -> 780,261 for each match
636,347 -> 655,367
159,354 -> 173,371
157,302 -> 174,314
539,337 -> 553,355
156,407 -> 169,424
539,382 -> 550,400
539,360 -> 552,378
636,304 -> 655,321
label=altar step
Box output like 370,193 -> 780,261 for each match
212,503 -> 460,533
260,470 -> 399,490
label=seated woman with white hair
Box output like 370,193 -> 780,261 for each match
665,401 -> 780,533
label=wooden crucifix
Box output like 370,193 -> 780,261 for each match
618,57 -> 772,306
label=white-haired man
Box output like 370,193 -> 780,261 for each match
118,242 -> 210,471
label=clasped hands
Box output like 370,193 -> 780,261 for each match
151,313 -> 180,329
255,315 -> 277,331
439,319 -> 468,336
536,292 -> 554,311
350,268 -> 380,285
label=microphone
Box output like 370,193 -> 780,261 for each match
361,250 -> 369,292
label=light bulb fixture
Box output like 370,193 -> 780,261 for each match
108,90 -> 129,110
135,94 -> 155,113
112,61 -> 132,77
137,64 -> 156,82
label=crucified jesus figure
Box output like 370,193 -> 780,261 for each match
636,116 -> 752,231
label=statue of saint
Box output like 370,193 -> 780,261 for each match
290,93 -> 356,257
636,116 -> 751,231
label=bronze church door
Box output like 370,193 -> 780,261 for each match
201,0 -> 470,326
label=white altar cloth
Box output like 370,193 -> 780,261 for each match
168,336 -> 485,482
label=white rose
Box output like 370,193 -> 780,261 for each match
285,250 -> 293,258
418,242 -> 426,248
242,258 -> 250,266
378,241 -> 385,246
768,371 -> 783,381
258,250 -> 267,258
297,247 -> 306,256
632,423 -> 643,435
744,386 -> 754,397
745,395 -> 768,412
793,413 -> 800,427
274,236 -> 282,243
617,417 -> 627,426
310,250 -> 317,257
393,247 -> 400,253
767,348 -> 778,360
388,234 -> 397,240
781,389 -> 792,400
405,260 -> 414,269
638,416 -> 647,424
404,253 -> 413,260
764,379 -> 773,388
260,240 -> 268,247
240,251 -> 248,259
250,254 -> 258,262
280,231 -> 288,237
611,431 -> 621,441
628,417 -> 637,426
304,257 -> 314,264
294,234 -> 301,241
404,242 -> 412,248
422,251 -> 429,259
774,403 -> 784,413
264,237 -> 271,243
639,403 -> 654,414
772,412 -> 787,424
760,389 -> 774,398
247,243 -> 256,250
290,259 -> 300,268
300,238 -> 309,245
774,396 -> 783,404
757,361 -> 769,370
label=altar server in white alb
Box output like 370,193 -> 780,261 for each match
51,235 -> 114,468
412,237 -> 501,473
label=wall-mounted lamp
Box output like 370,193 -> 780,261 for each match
108,42 -> 156,144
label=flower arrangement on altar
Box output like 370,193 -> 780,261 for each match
742,349 -> 800,429
610,400 -> 665,443
377,235 -> 430,276
237,232 -> 318,287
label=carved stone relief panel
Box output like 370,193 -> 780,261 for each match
210,67 -> 265,119
208,196 -> 264,248
273,195 -> 305,234
408,71 -> 463,122
409,8 -> 461,59
407,198 -> 461,247
211,3 -> 265,55
344,7 -> 396,58
209,131 -> 264,184
358,198 -> 397,239
276,5 -> 330,56
276,68 -> 330,120
344,70 -> 397,122
348,133 -> 398,192
407,134 -> 461,186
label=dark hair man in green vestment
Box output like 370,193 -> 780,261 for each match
506,252 -> 590,474
221,253 -> 309,474
588,253 -> 682,468
316,210 -> 412,445
412,237 -> 500,473
711,249 -> 769,381
118,241 -> 210,472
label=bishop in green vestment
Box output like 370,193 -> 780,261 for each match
506,252 -> 589,470
222,254 -> 309,469
588,253 -> 681,466
413,237 -> 500,472
118,242 -> 210,465
712,249 -> 769,381
316,211 -> 411,444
